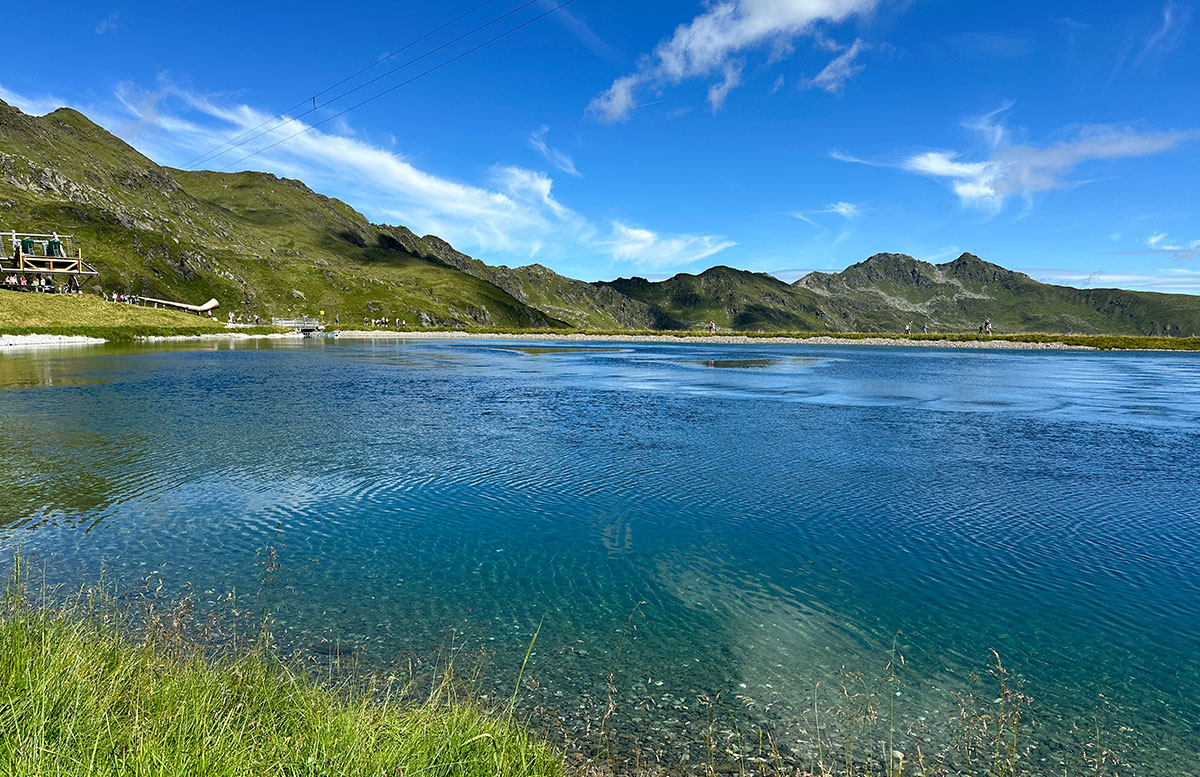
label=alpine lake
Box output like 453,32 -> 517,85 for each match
2,337 -> 1198,774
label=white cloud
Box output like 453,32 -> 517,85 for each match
606,222 -> 736,270
1146,232 -> 1167,247
707,62 -> 745,112
793,200 -> 861,227
96,11 -> 121,35
802,39 -> 868,94
528,125 -> 581,177
845,105 -> 1200,211
588,0 -> 879,122
0,84 -> 66,116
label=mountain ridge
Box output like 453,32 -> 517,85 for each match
3,99 -> 1199,336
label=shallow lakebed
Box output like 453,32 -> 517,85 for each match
2,338 -> 1198,773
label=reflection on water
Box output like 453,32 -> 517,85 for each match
1,339 -> 1199,772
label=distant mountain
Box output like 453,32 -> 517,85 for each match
797,252 -> 1200,335
598,266 -> 827,330
3,100 -> 1199,336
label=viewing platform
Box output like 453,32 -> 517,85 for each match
2,231 -> 100,287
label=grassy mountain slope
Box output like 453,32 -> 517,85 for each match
599,266 -> 832,331
399,237 -> 661,330
799,252 -> 1200,335
0,100 -> 562,328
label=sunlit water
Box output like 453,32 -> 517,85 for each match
1,339 -> 1198,773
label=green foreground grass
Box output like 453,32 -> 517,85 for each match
0,598 -> 563,777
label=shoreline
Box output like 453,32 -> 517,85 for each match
0,333 -> 108,348
5,328 -> 1200,352
332,329 -> 1099,350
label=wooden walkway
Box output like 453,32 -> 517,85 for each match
272,317 -> 324,334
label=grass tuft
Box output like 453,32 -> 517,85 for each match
0,575 -> 563,777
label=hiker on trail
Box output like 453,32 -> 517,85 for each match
923,323 -> 928,334
904,323 -> 911,335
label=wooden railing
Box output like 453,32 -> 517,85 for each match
5,255 -> 98,276
272,317 -> 324,331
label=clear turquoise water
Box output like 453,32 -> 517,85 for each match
2,339 -> 1198,772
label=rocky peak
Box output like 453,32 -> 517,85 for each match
938,252 -> 1030,285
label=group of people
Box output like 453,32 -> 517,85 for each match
365,316 -> 404,328
3,274 -> 57,292
103,291 -> 140,304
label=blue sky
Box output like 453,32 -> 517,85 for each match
3,0 -> 1198,291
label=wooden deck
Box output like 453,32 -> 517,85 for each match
3,231 -> 99,278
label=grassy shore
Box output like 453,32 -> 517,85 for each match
0,594 -> 563,776
5,290 -> 1198,350
0,289 -> 281,341
341,325 -> 1200,351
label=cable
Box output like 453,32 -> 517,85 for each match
186,0 -> 544,170
181,0 -> 497,169
215,0 -> 579,173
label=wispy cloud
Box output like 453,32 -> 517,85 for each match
588,0 -> 880,122
1025,267 -> 1200,293
539,1 -> 620,63
1113,235 -> 1200,262
528,125 -> 580,177
606,222 -> 736,270
839,104 -> 1200,212
802,39 -> 868,94
1134,2 -> 1190,67
96,11 -> 121,35
0,84 -> 66,116
792,201 -> 861,227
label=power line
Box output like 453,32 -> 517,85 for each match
182,0 -> 499,169
185,0 -> 543,170
215,0 -> 579,173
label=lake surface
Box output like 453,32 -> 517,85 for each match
2,338 -> 1198,773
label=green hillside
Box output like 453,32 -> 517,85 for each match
600,266 -> 831,331
0,100 -> 562,329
